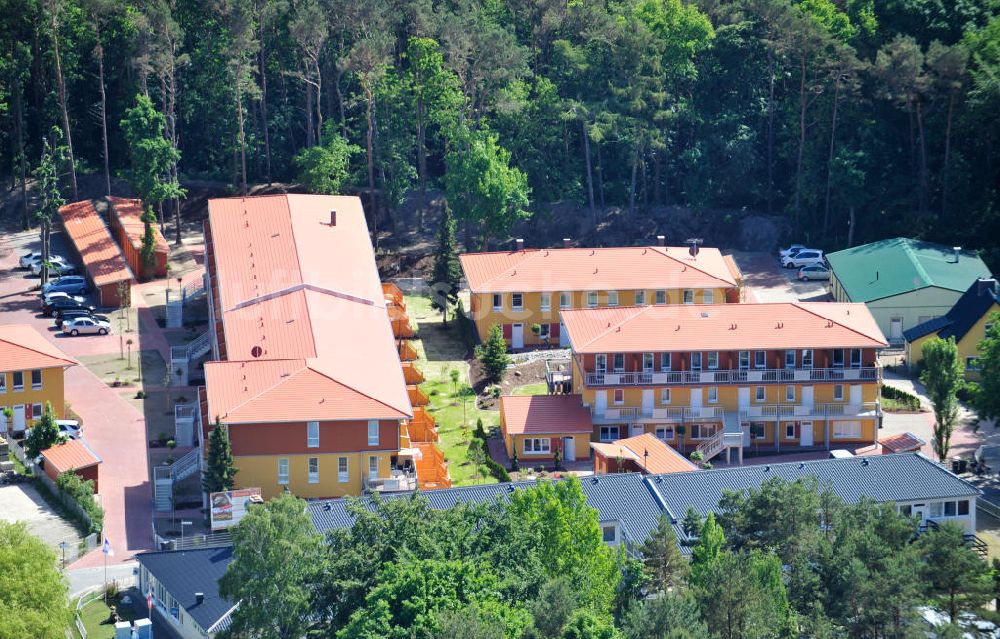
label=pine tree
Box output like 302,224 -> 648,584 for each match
203,418 -> 238,494
475,324 -> 511,383
690,512 -> 726,586
34,130 -> 67,287
25,403 -> 61,459
641,515 -> 689,593
430,204 -> 462,325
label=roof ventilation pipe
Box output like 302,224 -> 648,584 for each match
953,246 -> 961,263
656,235 -> 665,247
329,210 -> 337,226
563,238 -> 571,248
516,238 -> 525,251
195,592 -> 205,605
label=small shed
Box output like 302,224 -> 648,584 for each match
108,196 -> 168,279
40,438 -> 102,492
879,432 -> 927,455
499,394 -> 594,463
58,200 -> 134,308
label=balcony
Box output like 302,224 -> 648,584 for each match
365,469 -> 418,493
590,405 -> 725,424
584,366 -> 881,387
739,402 -> 881,422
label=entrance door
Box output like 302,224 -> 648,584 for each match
738,387 -> 750,410
0,409 -> 6,434
512,323 -> 524,349
595,391 -> 608,417
642,389 -> 654,417
800,421 -> 814,446
849,384 -> 862,408
559,322 -> 569,347
562,437 -> 576,461
368,456 -> 379,481
690,388 -> 703,416
889,318 -> 903,342
12,405 -> 25,432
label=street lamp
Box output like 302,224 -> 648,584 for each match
59,541 -> 68,568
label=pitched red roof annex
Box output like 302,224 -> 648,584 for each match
58,200 -> 134,287
500,394 -> 593,435
591,433 -> 696,474
41,438 -> 101,474
108,196 -> 168,253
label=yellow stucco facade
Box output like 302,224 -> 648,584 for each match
907,309 -> 999,380
234,451 -> 397,500
0,367 -> 69,432
470,287 -> 735,346
503,431 -> 592,461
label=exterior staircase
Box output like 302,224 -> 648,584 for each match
152,448 -> 202,512
164,277 -> 207,328
171,331 -> 212,386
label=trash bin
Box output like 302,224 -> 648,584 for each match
957,459 -> 968,474
952,460 -> 962,474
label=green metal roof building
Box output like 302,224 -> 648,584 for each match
826,238 -> 992,345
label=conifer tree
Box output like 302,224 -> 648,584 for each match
430,204 -> 462,324
475,325 -> 511,383
641,515 -> 689,593
203,418 -> 237,494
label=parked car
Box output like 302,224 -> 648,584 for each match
797,264 -> 831,281
41,275 -> 88,297
782,250 -> 825,269
44,297 -> 95,317
779,244 -> 807,258
56,420 -> 82,439
19,251 -> 43,268
41,291 -> 82,305
61,316 -> 110,336
31,255 -> 72,276
54,310 -> 108,328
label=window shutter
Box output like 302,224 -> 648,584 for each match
795,422 -> 800,439
550,323 -> 560,338
502,324 -> 512,339
551,437 -> 561,452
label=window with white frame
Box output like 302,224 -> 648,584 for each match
833,384 -> 844,401
560,292 -> 571,308
32,403 -> 42,419
607,290 -> 619,307
308,457 -> 319,483
785,423 -> 796,439
278,458 -> 289,485
0,374 -> 6,393
832,349 -> 845,367
832,421 -> 861,439
707,352 -> 719,369
369,456 -> 379,480
691,352 -> 702,371
643,353 -> 654,372
30,370 -> 41,390
785,350 -> 796,368
801,349 -> 813,368
755,386 -> 766,402
12,371 -> 23,392
785,385 -> 795,402
707,387 -> 718,403
602,524 -> 617,543
524,438 -> 551,454
600,426 -> 619,441
739,351 -> 750,369
850,349 -> 862,368
655,426 -> 674,440
492,294 -> 502,311
613,353 -> 625,372
661,353 -> 672,371
683,289 -> 694,304
655,290 -> 667,305
539,324 -> 550,340
540,293 -> 551,311
596,354 -> 607,373
512,293 -> 524,310
660,388 -> 671,405
307,421 -> 320,448
691,424 -> 718,439
367,420 -> 379,446
754,351 -> 766,368
703,289 -> 714,304
587,291 -> 598,307
338,457 -> 349,482
613,389 -> 624,405
635,290 -> 646,305
750,423 -> 766,439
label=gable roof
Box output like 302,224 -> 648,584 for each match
0,325 -> 76,371
459,245 -> 740,294
206,195 -> 411,422
879,432 -> 927,454
58,200 -> 134,287
40,438 -> 101,473
647,453 -> 979,526
500,394 -> 593,435
107,196 -> 168,254
903,278 -> 1000,343
560,302 -> 887,353
826,238 -> 992,302
591,433 -> 697,474
136,547 -> 234,633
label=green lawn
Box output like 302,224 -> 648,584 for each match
512,382 -> 547,396
72,595 -> 139,639
406,294 -> 499,486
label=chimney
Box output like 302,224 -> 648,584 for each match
978,278 -> 998,297
516,238 -> 524,251
195,592 -> 205,605
953,246 -> 961,263
329,209 -> 337,226
656,235 -> 665,247
563,238 -> 571,248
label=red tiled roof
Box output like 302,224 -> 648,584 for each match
0,325 -> 76,371
108,196 -> 168,253
591,433 -> 696,474
41,438 -> 101,474
58,200 -> 133,287
560,302 -> 888,353
500,394 -> 593,435
459,245 -> 740,293
206,195 -> 410,421
880,432 -> 926,454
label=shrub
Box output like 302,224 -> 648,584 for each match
56,472 -> 104,533
880,385 -> 922,411
469,432 -> 511,482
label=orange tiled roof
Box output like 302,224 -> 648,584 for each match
560,302 -> 888,353
41,438 -> 101,474
206,195 -> 411,422
58,200 -> 133,287
880,432 -> 926,454
500,394 -> 593,435
0,325 -> 76,371
459,245 -> 740,293
108,196 -> 168,253
591,433 -> 696,474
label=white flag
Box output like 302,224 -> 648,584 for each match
102,538 -> 114,557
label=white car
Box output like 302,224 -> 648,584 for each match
782,250 -> 825,269
61,316 -> 110,336
779,244 -> 807,258
56,420 -> 82,439
19,251 -> 42,268
28,254 -> 68,274
797,264 -> 831,281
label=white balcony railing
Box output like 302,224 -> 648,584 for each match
739,402 -> 881,422
591,405 -> 724,424
585,366 -> 880,387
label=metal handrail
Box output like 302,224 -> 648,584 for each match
585,366 -> 880,386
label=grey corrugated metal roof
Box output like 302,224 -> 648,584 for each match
648,453 -> 979,522
136,547 -> 233,633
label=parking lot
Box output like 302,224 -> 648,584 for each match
0,483 -> 84,562
730,249 -> 832,303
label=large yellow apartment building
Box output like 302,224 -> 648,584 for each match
0,325 -> 75,434
558,302 -> 887,463
459,239 -> 743,348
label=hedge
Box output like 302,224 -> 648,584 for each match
56,472 -> 104,534
880,385 -> 921,411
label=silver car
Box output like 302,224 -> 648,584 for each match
797,264 -> 831,281
61,316 -> 110,336
31,256 -> 72,276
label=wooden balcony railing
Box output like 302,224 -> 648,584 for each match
415,442 -> 452,489
584,366 -> 881,387
408,408 -> 439,443
408,385 -> 430,407
388,306 -> 415,338
398,341 -> 418,361
402,362 -> 425,385
382,282 -> 405,308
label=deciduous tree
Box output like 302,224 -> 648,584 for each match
0,521 -> 71,639
920,336 -> 964,460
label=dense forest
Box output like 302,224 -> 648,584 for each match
1,0 -> 999,259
